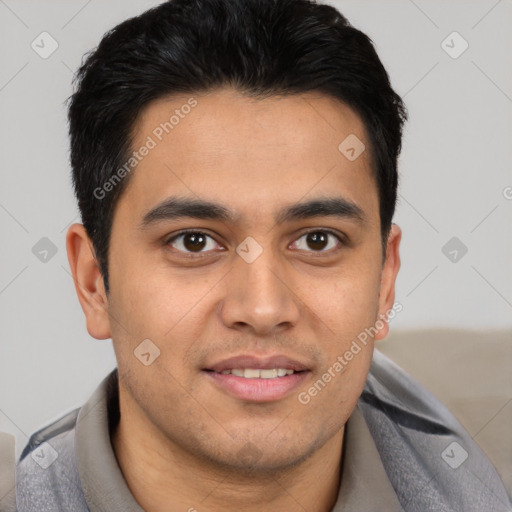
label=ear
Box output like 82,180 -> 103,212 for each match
374,223 -> 401,341
66,223 -> 111,340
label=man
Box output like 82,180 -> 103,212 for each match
14,0 -> 512,510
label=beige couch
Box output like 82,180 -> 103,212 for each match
379,329 -> 512,497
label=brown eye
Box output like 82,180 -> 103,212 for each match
306,232 -> 328,251
292,230 -> 342,252
167,231 -> 218,254
183,232 -> 207,251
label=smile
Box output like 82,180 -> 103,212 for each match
218,368 -> 296,378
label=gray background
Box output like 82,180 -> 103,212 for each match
1,0 -> 511,459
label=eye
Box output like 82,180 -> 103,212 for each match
166,230 -> 221,254
291,230 -> 343,253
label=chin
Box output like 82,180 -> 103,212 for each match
190,435 -> 322,476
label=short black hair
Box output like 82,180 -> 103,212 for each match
68,0 -> 407,293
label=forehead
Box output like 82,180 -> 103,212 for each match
118,87 -> 378,227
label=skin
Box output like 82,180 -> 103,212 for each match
67,86 -> 401,512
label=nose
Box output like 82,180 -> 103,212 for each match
219,246 -> 301,336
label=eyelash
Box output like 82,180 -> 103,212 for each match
165,228 -> 345,256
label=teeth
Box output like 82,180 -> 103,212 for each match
220,368 -> 295,379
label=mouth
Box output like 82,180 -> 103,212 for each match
202,355 -> 311,402
205,368 -> 299,378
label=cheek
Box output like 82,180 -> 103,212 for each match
305,264 -> 382,332
108,246 -> 192,331
300,262 -> 381,400
107,262 -> 216,374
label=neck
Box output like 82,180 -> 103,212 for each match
112,387 -> 344,512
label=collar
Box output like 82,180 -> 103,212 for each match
75,370 -> 143,512
334,404 -> 403,511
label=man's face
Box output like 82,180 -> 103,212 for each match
93,87 -> 399,472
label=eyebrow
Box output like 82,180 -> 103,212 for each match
139,195 -> 365,229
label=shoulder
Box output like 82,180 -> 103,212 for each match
360,349 -> 512,511
16,409 -> 89,512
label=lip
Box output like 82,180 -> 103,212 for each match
203,369 -> 310,402
203,354 -> 311,402
205,354 -> 310,373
